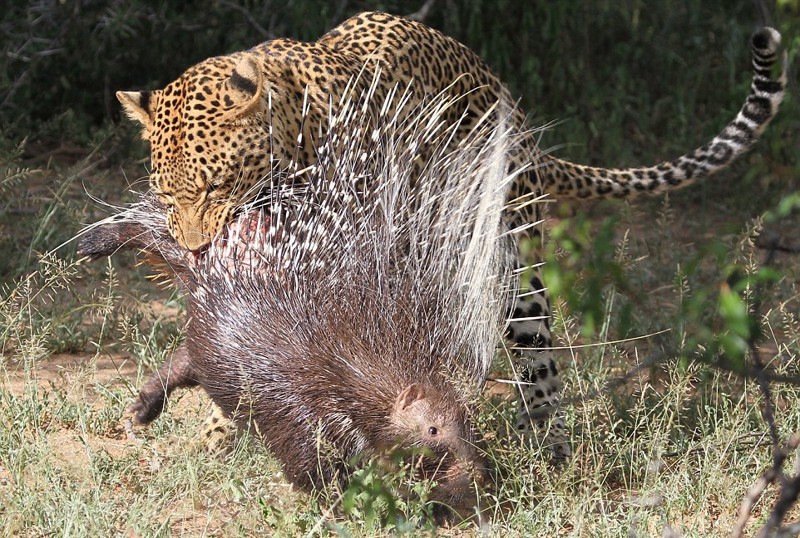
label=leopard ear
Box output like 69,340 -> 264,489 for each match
117,90 -> 159,130
221,55 -> 264,120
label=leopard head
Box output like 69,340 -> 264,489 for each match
118,55 -> 275,251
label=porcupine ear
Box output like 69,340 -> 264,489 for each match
395,384 -> 426,412
220,55 -> 265,121
117,90 -> 161,137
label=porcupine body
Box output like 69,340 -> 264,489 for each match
78,87 -> 526,516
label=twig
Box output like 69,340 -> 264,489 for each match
407,0 -> 436,22
662,433 -> 771,459
709,356 -> 800,387
734,469 -> 778,538
217,0 -> 276,40
758,435 -> 800,538
755,230 -> 800,255
732,230 -> 800,537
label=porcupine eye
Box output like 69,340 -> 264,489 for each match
428,426 -> 439,436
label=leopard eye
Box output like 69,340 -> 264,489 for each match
158,192 -> 176,208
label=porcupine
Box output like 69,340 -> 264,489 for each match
78,87 -> 526,517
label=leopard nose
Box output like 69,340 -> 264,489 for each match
171,207 -> 213,252
179,229 -> 211,252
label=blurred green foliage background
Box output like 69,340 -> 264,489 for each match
2,0 -> 797,165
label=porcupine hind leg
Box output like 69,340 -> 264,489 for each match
506,255 -> 570,459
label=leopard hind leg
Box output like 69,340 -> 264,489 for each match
200,403 -> 237,455
506,261 -> 571,460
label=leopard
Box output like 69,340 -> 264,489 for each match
114,11 -> 785,458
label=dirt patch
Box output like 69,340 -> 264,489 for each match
3,352 -> 137,398
1,349 -> 212,441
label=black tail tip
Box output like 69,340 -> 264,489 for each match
752,27 -> 781,54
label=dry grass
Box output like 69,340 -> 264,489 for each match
1,156 -> 799,536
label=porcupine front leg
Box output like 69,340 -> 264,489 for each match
506,250 -> 570,459
77,201 -> 203,427
130,343 -> 236,453
128,344 -> 199,425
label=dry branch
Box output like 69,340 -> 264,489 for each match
732,234 -> 800,538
